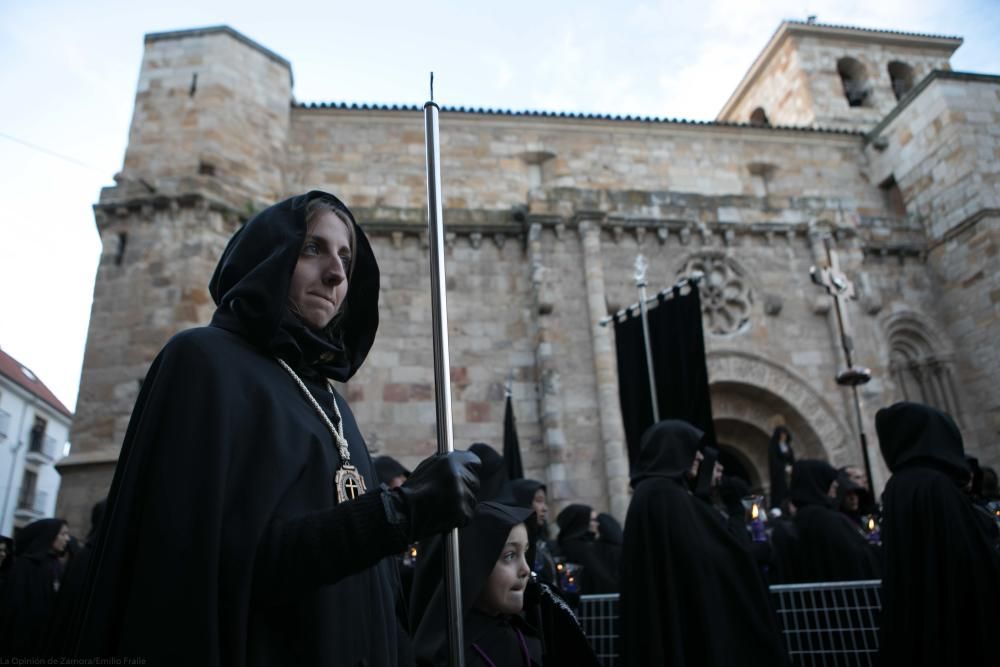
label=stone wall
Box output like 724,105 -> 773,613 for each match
58,24 -> 999,527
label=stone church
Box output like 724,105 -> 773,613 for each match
57,20 -> 1000,527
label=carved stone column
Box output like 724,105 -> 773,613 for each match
527,223 -> 569,502
579,219 -> 630,520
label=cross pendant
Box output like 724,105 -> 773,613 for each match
335,464 -> 367,503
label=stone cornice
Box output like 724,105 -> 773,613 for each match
866,71 -> 1000,144
145,26 -> 293,84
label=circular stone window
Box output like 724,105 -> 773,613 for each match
680,253 -> 753,336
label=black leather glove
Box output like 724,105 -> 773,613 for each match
394,450 -> 481,543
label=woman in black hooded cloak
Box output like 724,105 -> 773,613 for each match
0,518 -> 70,656
69,191 -> 482,665
619,420 -> 786,667
784,460 -> 881,583
876,401 -> 1000,666
555,504 -> 617,594
767,426 -> 795,510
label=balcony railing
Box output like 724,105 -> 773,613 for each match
27,432 -> 60,460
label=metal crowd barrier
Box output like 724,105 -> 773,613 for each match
578,580 -> 882,667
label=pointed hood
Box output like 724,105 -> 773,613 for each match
209,190 -> 379,382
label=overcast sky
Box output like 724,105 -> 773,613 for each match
0,0 -> 997,414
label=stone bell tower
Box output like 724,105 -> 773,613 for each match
57,26 -> 294,531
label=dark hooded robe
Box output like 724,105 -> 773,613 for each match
412,502 -> 598,667
785,460 -> 881,583
767,426 -> 795,510
555,505 -> 617,594
619,420 -> 786,667
469,443 -> 509,502
877,402 -> 1000,666
408,443 -> 508,633
373,455 -> 411,487
692,445 -> 721,508
503,479 -> 558,587
70,192 -> 416,665
0,518 -> 68,656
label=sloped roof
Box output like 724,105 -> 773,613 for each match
294,101 -> 862,135
0,348 -> 72,419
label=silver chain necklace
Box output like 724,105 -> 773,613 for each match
277,358 -> 367,502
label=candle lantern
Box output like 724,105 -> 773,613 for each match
863,514 -> 882,545
741,495 -> 768,543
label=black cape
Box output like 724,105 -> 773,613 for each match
71,191 -> 413,666
619,420 -> 786,667
413,502 -> 597,667
767,427 -> 794,510
876,402 -> 1000,665
785,460 -> 881,583
0,518 -> 67,656
555,505 -> 617,594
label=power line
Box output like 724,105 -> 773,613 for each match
0,131 -> 106,173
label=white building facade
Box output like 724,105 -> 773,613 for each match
0,348 -> 72,536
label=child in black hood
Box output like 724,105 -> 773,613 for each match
413,501 -> 599,666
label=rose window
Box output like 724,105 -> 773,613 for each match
680,254 -> 752,336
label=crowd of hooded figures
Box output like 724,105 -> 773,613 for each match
0,191 -> 998,666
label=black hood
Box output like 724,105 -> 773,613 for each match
556,504 -> 594,543
372,456 -> 410,486
693,446 -> 720,499
209,190 -> 379,382
470,442 -> 509,501
596,513 -> 624,545
631,420 -> 705,487
718,475 -> 751,515
789,460 -> 838,509
412,502 -> 534,663
503,478 -> 546,509
876,402 -> 968,480
15,518 -> 67,557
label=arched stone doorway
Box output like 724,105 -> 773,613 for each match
707,350 -> 855,497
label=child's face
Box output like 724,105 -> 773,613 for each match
476,524 -> 531,616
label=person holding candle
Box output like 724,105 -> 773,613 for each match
68,191 -> 482,665
876,401 -> 1000,666
619,420 -> 786,667
780,460 -> 881,583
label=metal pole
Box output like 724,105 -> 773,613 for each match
634,255 -> 659,422
423,89 -> 465,667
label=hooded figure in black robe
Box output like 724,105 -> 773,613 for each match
768,426 -> 795,510
0,518 -> 69,656
876,402 -> 1000,666
785,460 -> 881,583
593,513 -> 622,593
469,443 -> 509,502
69,191 -> 480,665
502,479 -> 558,587
555,505 -> 617,594
408,442 -> 509,633
692,445 -> 722,508
619,420 -> 786,667
413,502 -> 598,667
374,455 -> 411,488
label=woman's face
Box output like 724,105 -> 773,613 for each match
589,510 -> 599,536
289,211 -> 352,330
52,524 -> 70,553
531,489 -> 548,526
476,524 -> 530,616
689,450 -> 704,479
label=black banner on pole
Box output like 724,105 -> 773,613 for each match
614,286 -> 716,468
